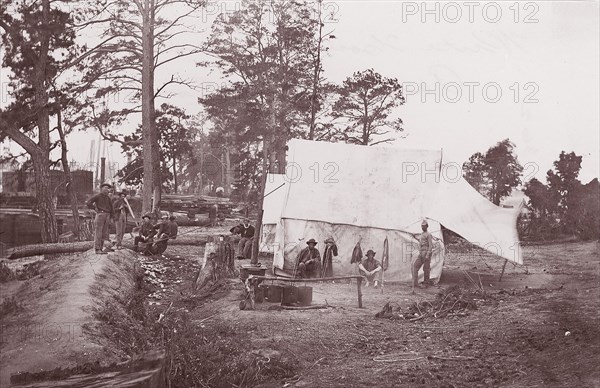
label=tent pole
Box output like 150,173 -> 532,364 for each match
499,259 -> 508,282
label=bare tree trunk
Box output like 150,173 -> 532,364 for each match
172,155 -> 178,194
141,0 -> 155,215
195,237 -> 236,290
224,144 -> 231,196
251,137 -> 271,264
308,0 -> 324,140
56,109 -> 82,240
32,0 -> 57,243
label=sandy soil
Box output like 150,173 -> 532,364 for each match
145,239 -> 600,387
1,231 -> 598,388
0,250 -> 139,387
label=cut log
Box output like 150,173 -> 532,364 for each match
8,241 -> 94,260
194,236 -> 237,291
8,236 -> 211,260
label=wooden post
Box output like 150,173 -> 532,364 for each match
499,259 -> 508,282
357,277 -> 363,308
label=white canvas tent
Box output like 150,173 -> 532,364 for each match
259,173 -> 287,253
268,139 -> 522,283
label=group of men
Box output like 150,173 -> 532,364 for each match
86,182 -> 178,255
293,219 -> 435,288
133,211 -> 178,255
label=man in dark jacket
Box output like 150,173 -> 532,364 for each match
168,216 -> 178,239
134,214 -> 157,254
230,218 -> 255,260
295,239 -> 321,278
86,183 -> 114,254
152,212 -> 171,254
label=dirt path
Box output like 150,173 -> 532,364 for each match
0,250 -> 138,387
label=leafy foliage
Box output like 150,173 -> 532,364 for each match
524,152 -> 598,240
117,104 -> 194,192
200,0 -> 331,201
330,69 -> 405,145
463,139 -> 523,205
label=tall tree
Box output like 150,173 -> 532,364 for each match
331,69 -> 405,146
74,0 -> 205,214
0,0 -> 78,242
463,139 -> 523,205
117,103 -> 193,193
462,152 -> 488,196
201,0 -> 329,261
485,139 -> 523,205
546,151 -> 583,234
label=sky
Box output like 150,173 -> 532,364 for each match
1,0 -> 599,185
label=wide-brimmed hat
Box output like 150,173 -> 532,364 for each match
366,249 -> 376,256
100,183 -> 112,189
324,237 -> 335,244
160,212 -> 169,219
142,213 -> 152,220
306,238 -> 317,245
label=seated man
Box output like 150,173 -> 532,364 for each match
152,212 -> 171,254
134,213 -> 157,254
296,239 -> 321,278
359,249 -> 382,287
168,215 -> 178,239
230,218 -> 255,259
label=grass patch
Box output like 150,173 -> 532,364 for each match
92,266 -> 153,355
157,311 -> 297,387
0,262 -> 16,283
0,296 -> 24,318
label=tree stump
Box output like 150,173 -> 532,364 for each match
194,236 -> 236,291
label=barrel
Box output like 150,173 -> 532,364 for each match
297,286 -> 313,306
266,285 -> 283,303
282,286 -> 299,305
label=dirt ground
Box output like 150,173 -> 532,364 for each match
1,229 -> 599,387
141,234 -> 600,388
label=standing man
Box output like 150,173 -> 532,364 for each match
295,238 -> 321,278
412,219 -> 434,288
112,190 -> 129,249
359,250 -> 382,287
321,237 -> 338,277
86,183 -> 114,254
230,218 -> 255,260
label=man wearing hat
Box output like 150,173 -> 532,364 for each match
112,189 -> 129,249
230,218 -> 255,260
86,183 -> 115,254
359,250 -> 382,287
134,213 -> 157,254
412,219 -> 434,288
295,239 -> 321,278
